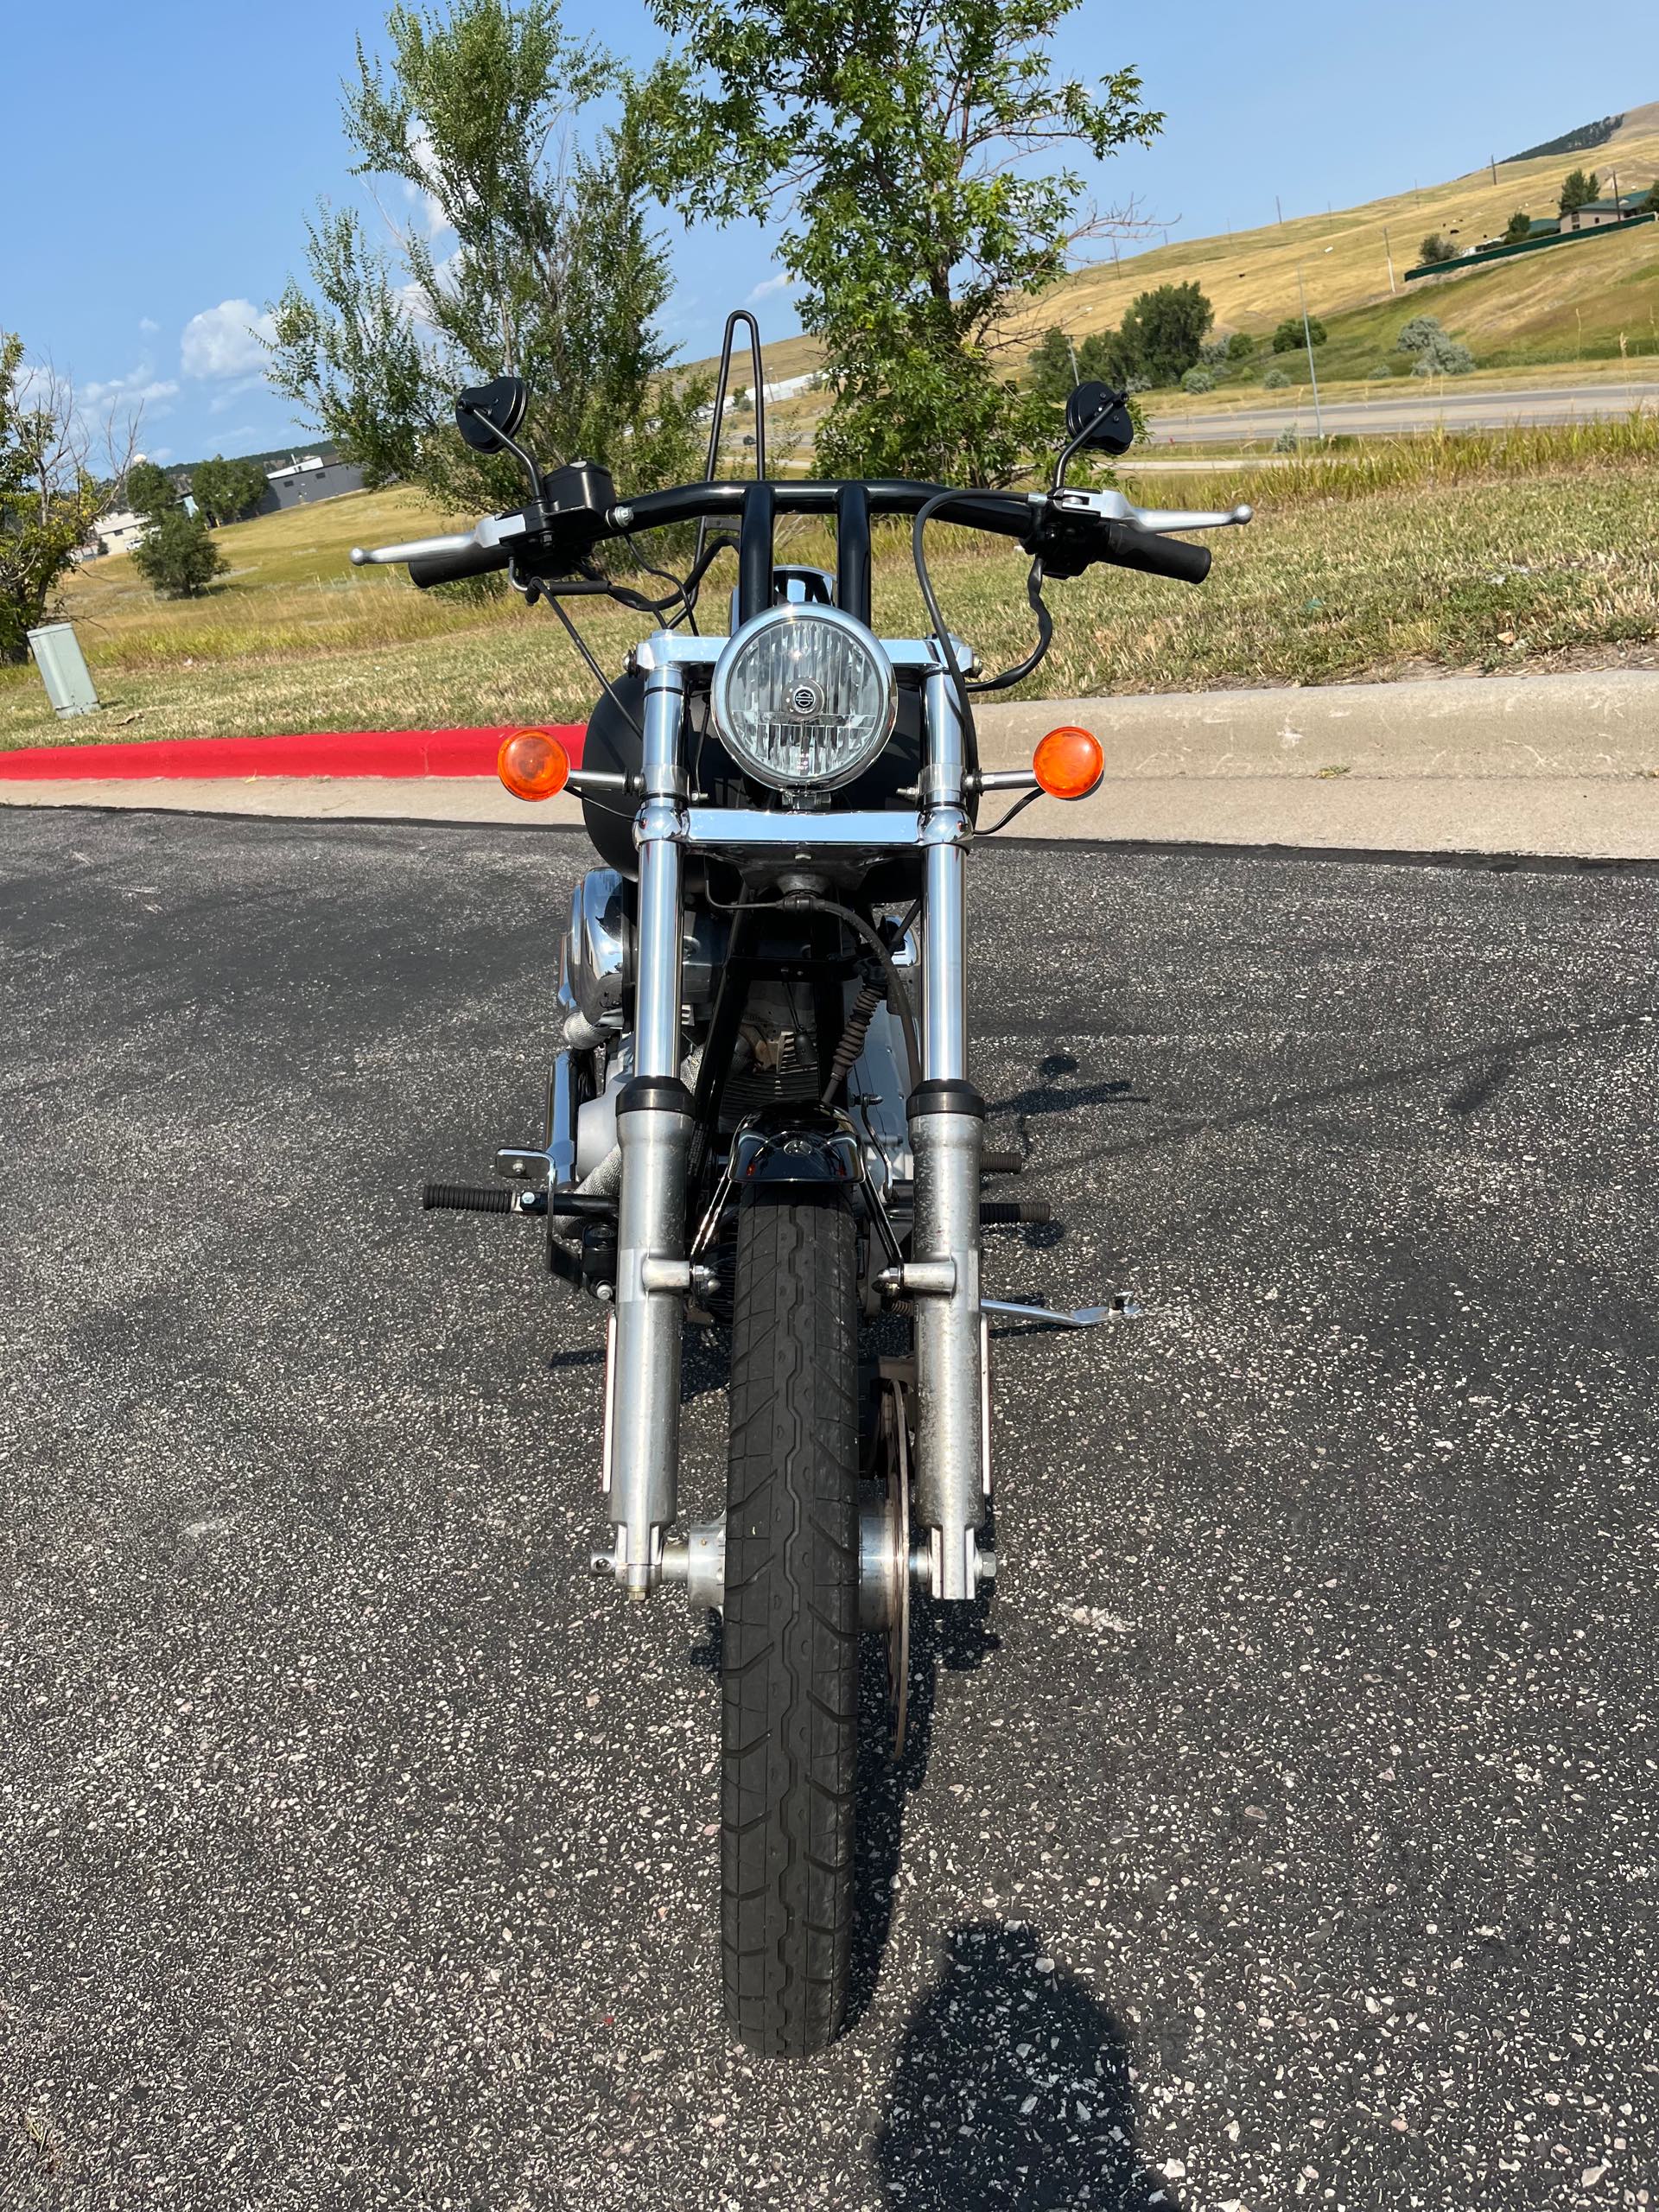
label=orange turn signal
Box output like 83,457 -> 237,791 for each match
1032,724 -> 1104,802
497,728 -> 570,802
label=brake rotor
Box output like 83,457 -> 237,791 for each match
877,1374 -> 913,1758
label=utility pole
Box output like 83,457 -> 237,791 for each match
1297,264 -> 1325,442
1065,334 -> 1081,385
1382,225 -> 1396,294
1276,194 -> 1284,226
1490,153 -> 1497,187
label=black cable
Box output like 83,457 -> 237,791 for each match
785,895 -> 922,1089
911,493 -> 1057,728
967,558 -> 1053,696
912,489 -> 979,767
702,887 -> 922,1086
977,788 -> 1043,836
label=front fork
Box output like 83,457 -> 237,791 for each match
909,668 -> 988,1601
599,656 -> 989,1602
601,658 -> 692,1597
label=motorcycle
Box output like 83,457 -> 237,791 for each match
353,316 -> 1250,2055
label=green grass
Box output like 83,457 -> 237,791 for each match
3,420 -> 1655,752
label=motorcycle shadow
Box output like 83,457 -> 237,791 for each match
872,1918 -> 1172,2211
846,1560 -> 1000,2031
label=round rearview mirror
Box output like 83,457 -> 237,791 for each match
1064,380 -> 1135,456
456,377 -> 530,454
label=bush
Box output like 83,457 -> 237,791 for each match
1181,366 -> 1217,393
1198,335 -> 1230,369
130,507 -> 227,598
1412,335 -> 1474,376
1262,365 -> 1291,389
1225,331 -> 1255,361
1396,315 -> 1445,354
1369,363 -> 1394,378
1418,232 -> 1458,264
1123,373 -> 1152,395
1503,209 -> 1532,244
1273,425 -> 1300,453
1271,315 -> 1325,353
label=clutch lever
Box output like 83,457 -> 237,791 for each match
350,511 -> 531,568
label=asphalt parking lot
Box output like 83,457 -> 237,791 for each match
3,807 -> 1656,2212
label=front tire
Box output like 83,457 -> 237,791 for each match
721,1192 -> 860,2056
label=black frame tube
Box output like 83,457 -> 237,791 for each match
834,483 -> 872,625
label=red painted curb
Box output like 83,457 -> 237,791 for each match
0,724 -> 587,782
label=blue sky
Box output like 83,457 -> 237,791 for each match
5,0 -> 1649,465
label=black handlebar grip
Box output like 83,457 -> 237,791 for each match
408,541 -> 510,589
1098,521 -> 1212,585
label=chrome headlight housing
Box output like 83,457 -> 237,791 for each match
709,604 -> 897,791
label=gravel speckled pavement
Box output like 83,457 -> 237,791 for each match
3,809 -> 1656,2211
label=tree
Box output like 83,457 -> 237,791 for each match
130,507 -> 228,597
124,458 -> 177,520
1225,330 -> 1254,361
1113,283 -> 1212,385
1271,315 -> 1325,353
269,0 -> 705,518
0,335 -> 116,664
1643,180 -> 1659,215
1503,209 -> 1532,243
1417,232 -> 1457,265
1559,168 -> 1600,216
190,454 -> 268,526
638,0 -> 1162,483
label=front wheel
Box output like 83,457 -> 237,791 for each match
721,1192 -> 861,2056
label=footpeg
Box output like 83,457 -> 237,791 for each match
422,1183 -> 614,1219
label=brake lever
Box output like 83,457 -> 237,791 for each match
350,512 -> 531,568
1050,487 -> 1253,534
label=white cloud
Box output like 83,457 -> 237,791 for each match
138,316 -> 160,336
181,299 -> 277,379
79,365 -> 179,413
746,271 -> 794,305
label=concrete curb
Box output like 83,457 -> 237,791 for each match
3,671 -> 1656,860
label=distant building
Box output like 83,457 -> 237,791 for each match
254,454 -> 366,514
82,508 -> 148,560
1560,190 -> 1649,232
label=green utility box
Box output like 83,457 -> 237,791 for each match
27,622 -> 99,718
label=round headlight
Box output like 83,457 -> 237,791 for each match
710,604 -> 897,791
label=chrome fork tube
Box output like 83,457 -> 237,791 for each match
606,652 -> 691,1598
911,666 -> 987,1601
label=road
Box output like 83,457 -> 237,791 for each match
3,809 -> 1656,2210
1147,379 -> 1659,444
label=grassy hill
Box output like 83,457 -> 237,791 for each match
688,99 -> 1659,415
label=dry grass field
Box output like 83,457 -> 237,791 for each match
3,417 -> 1654,751
688,101 -> 1659,448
